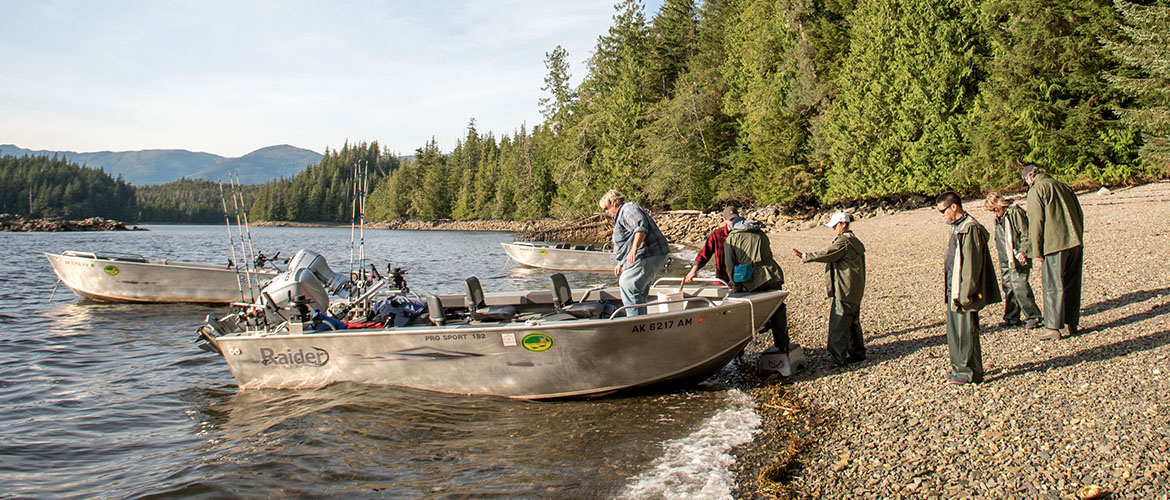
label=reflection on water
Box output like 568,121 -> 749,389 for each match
0,225 -> 747,499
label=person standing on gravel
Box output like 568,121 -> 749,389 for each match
683,206 -> 740,286
936,192 -> 1001,385
1022,164 -> 1085,340
984,192 -> 1043,330
600,189 -> 670,317
724,218 -> 789,353
792,212 -> 867,366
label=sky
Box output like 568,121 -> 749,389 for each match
0,0 -> 664,158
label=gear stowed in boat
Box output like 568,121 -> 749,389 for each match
197,249 -> 788,399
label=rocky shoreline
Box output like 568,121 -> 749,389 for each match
729,180 -> 1170,499
254,195 -> 934,246
0,214 -> 146,232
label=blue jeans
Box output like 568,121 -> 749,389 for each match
619,253 -> 670,316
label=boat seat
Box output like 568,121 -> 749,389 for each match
550,273 -> 605,319
464,277 -> 517,322
426,294 -> 447,326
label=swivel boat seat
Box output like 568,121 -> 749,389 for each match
550,273 -> 605,319
464,277 -> 517,322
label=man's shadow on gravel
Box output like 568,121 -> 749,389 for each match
1076,285 -> 1170,334
989,327 -> 1170,383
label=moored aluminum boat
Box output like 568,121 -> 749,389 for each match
198,263 -> 786,399
46,251 -> 279,304
501,241 -> 617,271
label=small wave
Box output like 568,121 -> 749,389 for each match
618,389 -> 760,500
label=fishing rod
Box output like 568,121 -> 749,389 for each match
349,160 -> 358,280
218,179 -> 247,303
358,159 -> 368,285
234,172 -> 262,304
228,174 -> 256,304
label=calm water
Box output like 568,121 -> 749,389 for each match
0,225 -> 758,499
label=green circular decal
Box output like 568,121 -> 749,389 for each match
103,265 -> 120,276
538,250 -> 548,255
521,333 -> 553,352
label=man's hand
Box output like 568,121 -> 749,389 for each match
1015,252 -> 1027,265
614,263 -> 623,277
683,266 -> 698,283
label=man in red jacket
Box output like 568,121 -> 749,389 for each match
683,206 -> 740,286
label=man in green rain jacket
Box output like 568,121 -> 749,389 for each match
936,192 -> 1002,385
1022,164 -> 1084,340
724,218 -> 788,352
984,192 -> 1042,329
793,212 -> 867,366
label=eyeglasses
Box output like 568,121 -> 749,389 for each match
937,204 -> 952,214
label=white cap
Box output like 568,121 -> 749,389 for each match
825,212 -> 852,228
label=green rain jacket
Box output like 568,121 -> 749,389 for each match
723,220 -> 784,292
1025,172 -> 1084,257
802,231 -> 866,305
948,215 -> 1002,313
994,205 -> 1032,272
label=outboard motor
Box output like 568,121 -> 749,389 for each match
259,250 -> 351,319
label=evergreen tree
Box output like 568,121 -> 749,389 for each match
1103,0 -> 1170,176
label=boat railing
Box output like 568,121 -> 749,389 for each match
650,277 -> 732,289
62,250 -> 148,263
608,296 -> 715,320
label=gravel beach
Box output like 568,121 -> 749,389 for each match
730,181 -> 1170,499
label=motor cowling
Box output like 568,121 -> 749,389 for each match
260,250 -> 351,316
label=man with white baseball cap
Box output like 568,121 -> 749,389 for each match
793,211 -> 868,366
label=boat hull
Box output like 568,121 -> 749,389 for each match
46,252 -> 277,304
209,289 -> 787,399
501,242 -> 616,271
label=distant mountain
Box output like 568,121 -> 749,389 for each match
0,144 -> 323,185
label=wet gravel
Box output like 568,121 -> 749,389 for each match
729,181 -> 1170,499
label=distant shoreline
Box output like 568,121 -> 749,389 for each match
0,215 -> 146,232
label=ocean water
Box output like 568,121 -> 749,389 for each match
0,225 -> 756,499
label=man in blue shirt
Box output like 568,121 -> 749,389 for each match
599,189 -> 670,316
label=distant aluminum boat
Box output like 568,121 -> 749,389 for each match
46,251 -> 278,304
501,241 -> 616,271
198,259 -> 787,399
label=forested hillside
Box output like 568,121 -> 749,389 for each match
0,155 -> 137,221
347,0 -> 1169,221
6,0 -> 1167,225
136,179 -> 262,223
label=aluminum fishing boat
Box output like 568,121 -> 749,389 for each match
197,251 -> 786,399
46,251 -> 279,304
501,241 -> 617,271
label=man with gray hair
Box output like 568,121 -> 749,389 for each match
1021,164 -> 1084,340
599,189 -> 670,316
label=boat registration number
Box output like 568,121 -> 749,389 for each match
630,317 -> 693,333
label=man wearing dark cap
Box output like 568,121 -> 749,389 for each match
683,206 -> 740,285
1021,164 -> 1085,340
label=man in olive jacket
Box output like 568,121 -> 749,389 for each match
937,192 -> 1002,385
984,192 -> 1042,329
792,212 -> 867,366
724,218 -> 788,352
1022,164 -> 1084,340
